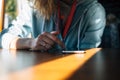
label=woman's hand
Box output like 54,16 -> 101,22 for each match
30,31 -> 65,51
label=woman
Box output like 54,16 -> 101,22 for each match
0,0 -> 106,51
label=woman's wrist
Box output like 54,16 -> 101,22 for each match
27,38 -> 36,50
9,38 -> 34,50
9,37 -> 20,49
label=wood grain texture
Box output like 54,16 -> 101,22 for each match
1,48 -> 120,80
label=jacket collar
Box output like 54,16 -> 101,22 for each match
77,0 -> 97,6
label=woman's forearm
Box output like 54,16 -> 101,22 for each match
9,37 -> 33,50
9,31 -> 65,50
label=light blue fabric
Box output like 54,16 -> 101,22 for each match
0,0 -> 106,51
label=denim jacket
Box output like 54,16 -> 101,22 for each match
0,0 -> 106,51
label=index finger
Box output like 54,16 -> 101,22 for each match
43,32 -> 66,49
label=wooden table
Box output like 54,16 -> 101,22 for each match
0,48 -> 120,80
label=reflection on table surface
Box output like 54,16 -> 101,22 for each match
0,48 -> 120,80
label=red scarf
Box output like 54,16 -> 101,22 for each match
58,0 -> 77,38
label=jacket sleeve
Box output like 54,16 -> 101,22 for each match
79,3 -> 106,50
0,1 -> 33,49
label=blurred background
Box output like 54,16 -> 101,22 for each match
4,0 -> 17,29
5,0 -> 17,20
